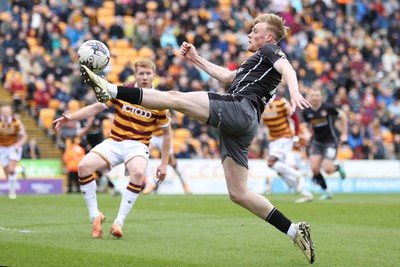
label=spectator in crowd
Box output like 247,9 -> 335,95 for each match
0,0 -> 398,162
22,138 -> 41,159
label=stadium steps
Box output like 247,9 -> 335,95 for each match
0,87 -> 62,159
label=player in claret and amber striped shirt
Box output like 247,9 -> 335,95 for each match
261,96 -> 313,203
0,105 -> 27,199
54,59 -> 171,239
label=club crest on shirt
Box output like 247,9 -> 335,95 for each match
321,110 -> 327,117
275,50 -> 286,58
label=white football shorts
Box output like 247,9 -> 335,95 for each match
268,138 -> 294,161
91,139 -> 149,169
0,145 -> 22,167
150,135 -> 173,154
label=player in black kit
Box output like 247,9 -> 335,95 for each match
81,14 -> 316,264
302,87 -> 348,200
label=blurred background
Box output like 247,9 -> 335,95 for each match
0,0 -> 399,194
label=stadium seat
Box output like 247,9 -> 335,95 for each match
103,1 -> 115,10
173,111 -> 185,125
150,147 -> 160,158
174,128 -> 191,141
0,11 -> 10,21
173,139 -> 185,154
146,1 -> 158,10
190,138 -> 201,150
115,39 -> 130,49
26,37 -> 37,48
97,7 -> 114,17
123,15 -> 134,24
125,48 -> 138,57
39,108 -> 56,130
58,21 -> 67,35
313,60 -> 324,75
48,99 -> 60,110
106,72 -> 120,83
138,47 -> 154,58
68,100 -> 80,112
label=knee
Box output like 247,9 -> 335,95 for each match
78,161 -> 91,177
130,168 -> 145,180
228,190 -> 246,206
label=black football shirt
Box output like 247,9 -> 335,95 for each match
302,102 -> 340,143
228,43 -> 284,119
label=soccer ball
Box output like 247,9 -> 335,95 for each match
77,40 -> 110,72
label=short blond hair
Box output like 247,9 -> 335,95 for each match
134,58 -> 156,74
254,14 -> 289,42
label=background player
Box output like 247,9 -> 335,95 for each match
302,87 -> 347,200
0,105 -> 27,199
261,95 -> 313,203
54,59 -> 171,238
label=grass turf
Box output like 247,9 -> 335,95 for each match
0,193 -> 399,266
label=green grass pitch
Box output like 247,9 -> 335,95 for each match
0,193 -> 399,266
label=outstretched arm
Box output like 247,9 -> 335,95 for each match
338,109 -> 348,144
53,102 -> 106,131
274,58 -> 311,110
180,42 -> 236,84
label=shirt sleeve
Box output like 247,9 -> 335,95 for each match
327,104 -> 339,117
260,43 -> 286,66
158,110 -> 171,128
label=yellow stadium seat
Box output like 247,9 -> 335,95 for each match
146,1 -> 158,10
31,45 -> 46,55
26,37 -> 37,48
106,72 -> 120,83
115,39 -> 130,49
313,60 -> 324,75
123,15 -> 134,24
97,7 -> 114,17
186,32 -> 195,44
110,63 -> 125,75
174,128 -> 191,141
173,139 -> 185,154
225,33 -> 238,44
0,11 -> 11,21
99,15 -> 115,28
48,99 -> 60,110
116,56 -> 131,66
103,1 -> 115,10
190,138 -> 201,150
138,47 -> 154,58
125,48 -> 138,57
39,108 -> 56,130
58,21 -> 67,35
68,100 -> 80,112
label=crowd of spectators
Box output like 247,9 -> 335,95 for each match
0,0 -> 399,160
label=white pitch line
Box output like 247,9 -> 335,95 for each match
0,226 -> 38,233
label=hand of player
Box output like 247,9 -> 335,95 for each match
290,91 -> 312,111
180,42 -> 197,61
53,114 -> 70,131
340,134 -> 348,145
155,164 -> 167,182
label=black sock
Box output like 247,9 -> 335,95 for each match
116,86 -> 143,104
265,208 -> 292,234
313,172 -> 327,190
